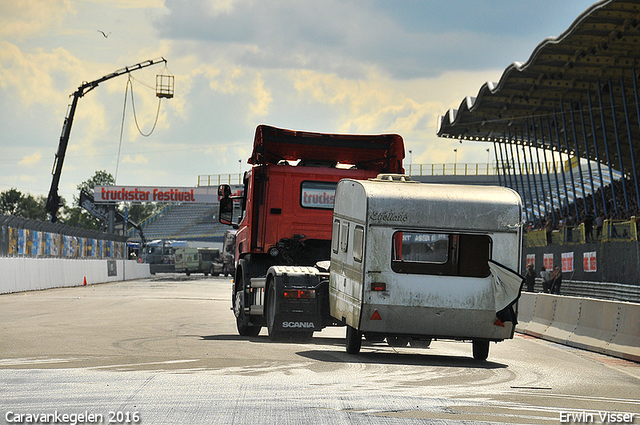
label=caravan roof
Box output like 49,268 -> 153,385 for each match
335,176 -> 522,233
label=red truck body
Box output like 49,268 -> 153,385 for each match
237,125 -> 404,260
219,125 -> 404,337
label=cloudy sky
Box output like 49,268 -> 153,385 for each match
1,0 -> 597,202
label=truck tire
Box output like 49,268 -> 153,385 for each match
266,282 -> 283,340
185,270 -> 190,276
472,340 -> 490,360
345,326 -> 362,354
233,290 -> 260,337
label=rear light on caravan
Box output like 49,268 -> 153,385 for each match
371,282 -> 386,291
283,289 -> 315,299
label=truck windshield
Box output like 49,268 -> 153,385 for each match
392,231 -> 492,278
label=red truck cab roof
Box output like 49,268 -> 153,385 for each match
249,125 -> 404,173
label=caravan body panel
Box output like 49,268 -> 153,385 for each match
329,177 -> 522,341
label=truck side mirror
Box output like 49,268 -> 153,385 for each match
219,197 -> 235,226
218,184 -> 232,198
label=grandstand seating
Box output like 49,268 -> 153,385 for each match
129,203 -> 228,242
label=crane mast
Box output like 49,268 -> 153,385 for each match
46,57 -> 168,222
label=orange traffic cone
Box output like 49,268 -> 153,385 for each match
83,276 -> 87,286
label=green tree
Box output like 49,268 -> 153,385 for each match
61,170 -> 116,230
18,194 -> 48,221
0,188 -> 48,220
76,170 -> 116,196
0,188 -> 22,215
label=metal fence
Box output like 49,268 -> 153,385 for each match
524,218 -> 638,247
0,215 -> 127,259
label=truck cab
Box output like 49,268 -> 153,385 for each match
218,125 -> 404,338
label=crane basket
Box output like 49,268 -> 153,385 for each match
156,73 -> 174,99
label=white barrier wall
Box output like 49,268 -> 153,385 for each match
517,292 -> 640,363
0,257 -> 150,294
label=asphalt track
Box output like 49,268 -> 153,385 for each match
1,275 -> 638,424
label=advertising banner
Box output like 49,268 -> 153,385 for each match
583,251 -> 597,272
94,185 -> 220,204
526,254 -> 535,268
561,252 -> 574,273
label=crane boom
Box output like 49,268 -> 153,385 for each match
46,57 -> 167,222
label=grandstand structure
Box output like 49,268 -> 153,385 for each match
438,0 -> 640,225
127,202 -> 228,243
437,0 -> 640,286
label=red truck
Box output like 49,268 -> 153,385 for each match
218,125 -> 404,338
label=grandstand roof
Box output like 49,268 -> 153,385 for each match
437,0 -> 640,176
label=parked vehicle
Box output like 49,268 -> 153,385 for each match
221,230 -> 237,277
175,247 -> 224,276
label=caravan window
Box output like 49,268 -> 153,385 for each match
353,226 -> 364,262
391,231 -> 492,278
340,222 -> 349,252
331,219 -> 340,254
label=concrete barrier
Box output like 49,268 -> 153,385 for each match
0,257 -> 150,294
608,302 -> 640,362
517,293 -> 640,363
516,292 -> 535,325
566,297 -> 619,355
523,294 -> 556,338
544,296 -> 581,346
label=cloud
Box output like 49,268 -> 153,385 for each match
18,151 -> 42,166
0,0 -> 74,40
154,0 -> 595,80
248,73 -> 271,118
122,154 -> 148,164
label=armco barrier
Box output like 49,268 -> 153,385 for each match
516,293 -> 640,362
0,257 -> 150,294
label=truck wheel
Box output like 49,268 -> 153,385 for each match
266,283 -> 284,341
472,340 -> 490,360
345,326 -> 362,354
186,270 -> 190,276
234,290 -> 260,337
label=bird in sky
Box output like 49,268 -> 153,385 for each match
97,30 -> 111,38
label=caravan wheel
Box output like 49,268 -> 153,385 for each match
472,340 -> 490,360
345,326 -> 362,354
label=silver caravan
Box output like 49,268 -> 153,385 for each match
329,175 -> 523,360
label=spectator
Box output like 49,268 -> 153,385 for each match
550,266 -> 562,295
595,213 -> 605,239
583,213 -> 594,242
545,219 -> 554,245
540,266 -> 551,293
524,264 -> 536,292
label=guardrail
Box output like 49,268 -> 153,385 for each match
197,162 -> 507,187
524,217 -> 639,246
